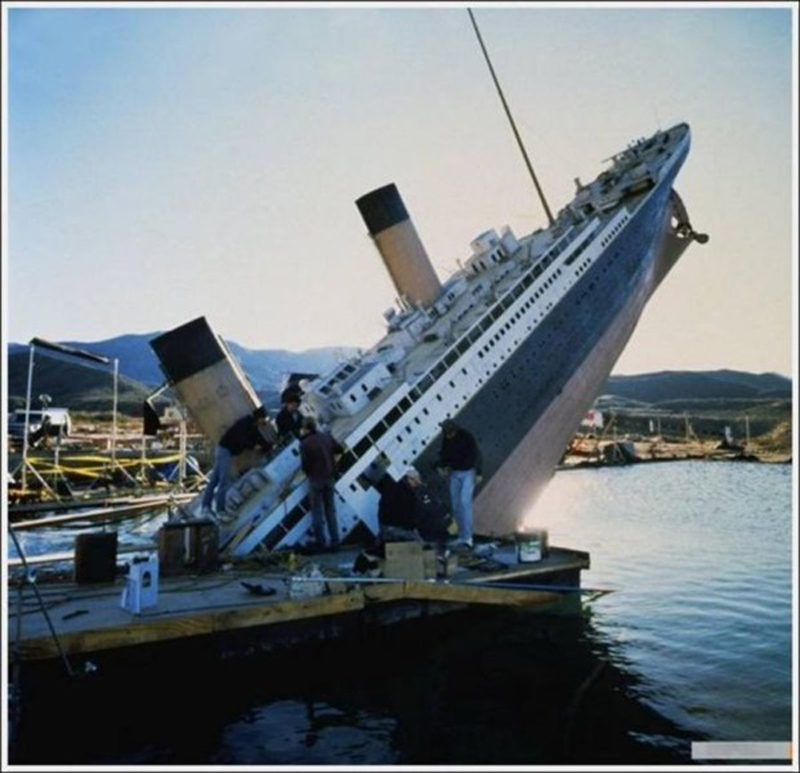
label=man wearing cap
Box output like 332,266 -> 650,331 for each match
436,419 -> 482,549
203,407 -> 274,516
276,394 -> 303,442
300,417 -> 344,551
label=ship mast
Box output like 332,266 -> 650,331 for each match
467,8 -> 555,227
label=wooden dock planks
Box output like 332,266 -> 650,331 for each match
15,589 -> 369,661
10,546 -> 590,662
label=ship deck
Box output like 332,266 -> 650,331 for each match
328,201 -> 632,446
8,541 -> 590,664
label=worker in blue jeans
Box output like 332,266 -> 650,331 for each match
299,417 -> 344,551
203,407 -> 273,515
436,419 -> 482,550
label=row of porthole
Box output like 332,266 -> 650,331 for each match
600,214 -> 629,249
329,247 -> 576,492
362,284 -> 576,474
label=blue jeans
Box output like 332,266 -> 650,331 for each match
202,445 -> 233,512
449,469 -> 475,544
310,481 -> 339,548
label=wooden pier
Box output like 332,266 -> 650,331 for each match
8,541 -> 590,664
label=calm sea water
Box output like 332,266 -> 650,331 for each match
10,460 -> 795,765
531,460 -> 795,748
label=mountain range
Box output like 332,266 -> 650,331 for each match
7,333 -> 361,413
6,333 -> 792,428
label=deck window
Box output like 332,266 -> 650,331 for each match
353,437 -> 371,458
368,422 -> 388,443
337,450 -> 358,474
384,406 -> 402,427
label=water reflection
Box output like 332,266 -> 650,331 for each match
9,461 -> 793,765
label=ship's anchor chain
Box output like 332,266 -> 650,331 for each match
670,189 -> 709,244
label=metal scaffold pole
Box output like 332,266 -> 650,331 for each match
20,344 -> 35,492
178,412 -> 188,489
111,357 -> 119,463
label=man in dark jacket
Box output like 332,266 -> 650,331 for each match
300,417 -> 344,551
276,394 -> 303,442
202,407 -> 274,515
436,419 -> 482,549
377,467 -> 450,544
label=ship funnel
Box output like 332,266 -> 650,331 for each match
356,183 -> 442,308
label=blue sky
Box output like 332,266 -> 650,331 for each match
3,3 -> 796,378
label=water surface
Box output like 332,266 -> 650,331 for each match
9,460 -> 794,765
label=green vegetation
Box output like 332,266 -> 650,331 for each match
6,352 -> 150,416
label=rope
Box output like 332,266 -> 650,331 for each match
8,526 -> 75,677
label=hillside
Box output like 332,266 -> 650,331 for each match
6,351 -> 152,414
7,334 -> 360,414
601,370 -> 791,402
595,371 -> 792,449
6,336 -> 793,451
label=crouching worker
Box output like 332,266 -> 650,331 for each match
202,406 -> 274,517
376,467 -> 451,547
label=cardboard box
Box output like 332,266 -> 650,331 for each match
423,547 -> 438,579
384,541 -> 424,580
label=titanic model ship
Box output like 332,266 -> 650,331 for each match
150,16 -> 707,557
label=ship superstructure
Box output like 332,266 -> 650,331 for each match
151,121 -> 707,556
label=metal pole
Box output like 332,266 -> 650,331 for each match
54,423 -> 62,494
140,432 -> 148,484
178,414 -> 187,489
111,358 -> 119,463
20,344 -> 36,491
467,8 -> 555,227
8,526 -> 74,677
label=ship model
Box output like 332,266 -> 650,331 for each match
150,13 -> 707,556
150,115 -> 707,557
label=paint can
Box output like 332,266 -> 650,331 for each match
515,529 -> 549,563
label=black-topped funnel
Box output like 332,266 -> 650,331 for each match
356,184 -> 442,308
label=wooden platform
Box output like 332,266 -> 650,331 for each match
7,543 -> 590,663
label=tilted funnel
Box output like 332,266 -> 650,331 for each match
356,183 -> 442,308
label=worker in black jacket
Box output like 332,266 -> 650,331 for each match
202,407 -> 274,515
275,394 -> 303,442
300,418 -> 344,551
377,467 -> 450,545
436,419 -> 482,550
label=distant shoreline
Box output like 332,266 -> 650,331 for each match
559,437 -> 791,470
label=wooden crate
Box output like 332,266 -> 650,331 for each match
384,541 -> 424,580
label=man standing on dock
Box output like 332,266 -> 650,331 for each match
300,418 -> 344,551
437,419 -> 482,550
